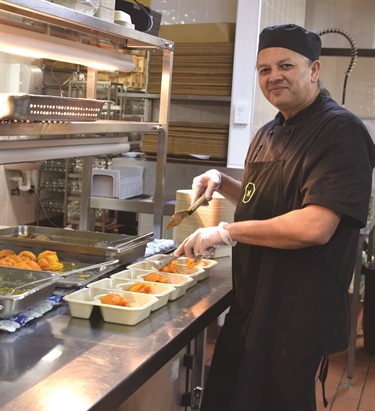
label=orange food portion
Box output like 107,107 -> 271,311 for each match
186,258 -> 196,269
0,248 -> 63,271
24,260 -> 42,270
37,250 -> 63,271
159,260 -> 178,273
0,259 -> 12,267
0,249 -> 16,259
128,282 -> 153,294
3,255 -> 23,265
18,250 -> 37,262
144,272 -> 168,283
100,293 -> 129,306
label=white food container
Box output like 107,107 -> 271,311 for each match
144,253 -> 216,281
110,269 -> 147,280
127,259 -> 204,287
133,271 -> 194,300
176,256 -> 218,281
64,287 -> 157,325
87,277 -> 175,311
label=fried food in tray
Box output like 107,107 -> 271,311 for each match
0,241 -> 120,288
0,226 -> 153,265
0,248 -> 64,271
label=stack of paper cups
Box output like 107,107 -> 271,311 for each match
172,189 -> 236,258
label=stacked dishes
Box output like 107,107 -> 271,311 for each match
172,190 -> 235,257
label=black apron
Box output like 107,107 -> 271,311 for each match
200,152 -> 347,411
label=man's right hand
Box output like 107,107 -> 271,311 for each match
191,169 -> 221,204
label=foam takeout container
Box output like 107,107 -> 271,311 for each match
145,254 -> 218,281
87,277 -> 175,311
64,287 -> 157,325
113,269 -> 193,300
127,260 -> 204,287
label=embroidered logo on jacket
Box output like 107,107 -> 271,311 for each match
243,182 -> 256,203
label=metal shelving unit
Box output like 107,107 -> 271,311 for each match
0,0 -> 174,238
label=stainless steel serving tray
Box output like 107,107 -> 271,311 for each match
0,240 -> 121,289
0,226 -> 153,265
0,267 -> 57,318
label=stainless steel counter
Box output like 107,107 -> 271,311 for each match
0,258 -> 233,411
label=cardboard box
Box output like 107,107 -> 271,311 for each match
159,23 -> 236,44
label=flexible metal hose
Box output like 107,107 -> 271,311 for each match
318,28 -> 358,106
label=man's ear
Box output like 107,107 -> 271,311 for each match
311,60 -> 321,83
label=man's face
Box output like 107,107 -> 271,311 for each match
256,48 -> 320,120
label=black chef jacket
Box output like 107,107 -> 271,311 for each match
200,94 -> 375,411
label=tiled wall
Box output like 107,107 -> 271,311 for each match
306,0 -> 375,121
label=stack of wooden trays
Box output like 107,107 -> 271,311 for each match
147,23 -> 235,96
172,189 -> 235,258
147,42 -> 234,96
141,121 -> 228,161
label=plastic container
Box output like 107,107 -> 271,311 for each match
92,166 -> 143,199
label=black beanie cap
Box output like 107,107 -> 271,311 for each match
258,24 -> 322,61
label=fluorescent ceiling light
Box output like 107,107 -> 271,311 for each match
0,24 -> 135,72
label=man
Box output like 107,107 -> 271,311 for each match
175,24 -> 375,411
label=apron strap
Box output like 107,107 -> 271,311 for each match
318,354 -> 329,408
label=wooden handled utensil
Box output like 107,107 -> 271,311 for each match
165,194 -> 207,230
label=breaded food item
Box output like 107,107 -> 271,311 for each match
18,250 -> 37,262
37,250 -> 63,271
3,255 -> 23,265
100,293 -> 129,306
128,282 -> 153,294
0,249 -> 16,259
144,272 -> 168,283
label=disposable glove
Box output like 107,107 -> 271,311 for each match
191,169 -> 221,204
175,222 -> 237,259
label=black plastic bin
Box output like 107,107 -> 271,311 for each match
362,261 -> 375,355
